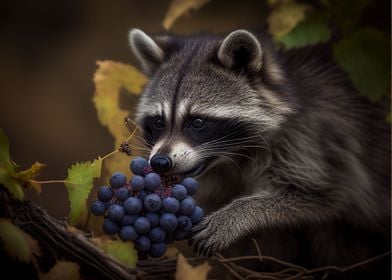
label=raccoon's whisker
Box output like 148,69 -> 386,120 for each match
131,134 -> 153,144
126,140 -> 152,150
214,153 -> 242,172
128,146 -> 151,152
256,132 -> 272,161
198,143 -> 267,151
218,151 -> 258,164
197,146 -> 260,165
195,128 -> 256,147
197,134 -> 262,148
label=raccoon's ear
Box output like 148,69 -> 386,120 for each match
218,30 -> 263,72
129,29 -> 165,75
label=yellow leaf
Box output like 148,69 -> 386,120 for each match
267,0 -> 311,38
92,236 -> 137,267
163,0 -> 211,30
0,219 -> 32,263
175,254 -> 211,280
93,61 -> 147,177
39,261 -> 81,280
13,161 -> 46,193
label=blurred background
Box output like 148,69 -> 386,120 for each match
0,0 -> 272,219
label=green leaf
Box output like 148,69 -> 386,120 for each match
0,129 -> 24,200
278,13 -> 331,49
0,219 -> 32,262
0,171 -> 24,200
65,158 -> 102,225
92,237 -> 137,267
333,28 -> 390,102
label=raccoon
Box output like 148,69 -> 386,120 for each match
128,29 -> 391,278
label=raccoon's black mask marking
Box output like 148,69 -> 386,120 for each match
142,114 -> 257,154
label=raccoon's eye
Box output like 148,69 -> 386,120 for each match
154,118 -> 164,129
191,118 -> 204,129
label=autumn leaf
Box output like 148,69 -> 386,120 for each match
39,261 -> 81,280
13,162 -> 46,193
92,236 -> 137,267
163,0 -> 211,30
93,61 -> 147,177
175,254 -> 211,280
268,0 -> 311,38
65,158 -> 102,225
0,129 -> 24,200
0,219 -> 32,263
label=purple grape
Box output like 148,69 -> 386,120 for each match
145,212 -> 160,227
108,204 -> 125,222
110,172 -> 127,189
135,236 -> 151,252
121,214 -> 138,226
138,190 -> 148,201
181,177 -> 198,195
162,197 -> 180,214
90,200 -> 106,216
102,218 -> 120,235
97,186 -> 114,202
189,206 -> 204,224
130,175 -> 145,191
134,217 -> 151,234
144,173 -> 161,191
171,184 -> 187,201
180,197 -> 195,215
149,227 -> 166,242
144,194 -> 162,212
160,213 -> 177,233
123,197 -> 143,214
119,226 -> 138,241
130,157 -> 148,176
177,215 -> 192,231
115,187 -> 129,201
149,242 -> 166,258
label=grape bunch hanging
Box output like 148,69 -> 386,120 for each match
90,157 -> 204,258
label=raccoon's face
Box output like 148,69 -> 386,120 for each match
129,29 -> 293,177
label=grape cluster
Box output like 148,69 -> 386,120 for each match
90,157 -> 204,258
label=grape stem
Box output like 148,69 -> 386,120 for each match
30,179 -> 72,185
100,149 -> 119,161
101,119 -> 139,161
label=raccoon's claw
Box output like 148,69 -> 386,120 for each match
189,213 -> 229,256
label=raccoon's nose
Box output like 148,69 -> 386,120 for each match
150,155 -> 172,173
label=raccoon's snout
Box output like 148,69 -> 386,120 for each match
150,155 -> 172,173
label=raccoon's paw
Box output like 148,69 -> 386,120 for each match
189,213 -> 232,257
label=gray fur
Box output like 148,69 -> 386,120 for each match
129,29 -> 390,278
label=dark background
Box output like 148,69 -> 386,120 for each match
0,0 -> 268,219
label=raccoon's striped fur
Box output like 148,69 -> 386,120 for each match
129,29 -> 390,279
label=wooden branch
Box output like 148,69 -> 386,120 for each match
0,187 -> 141,280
